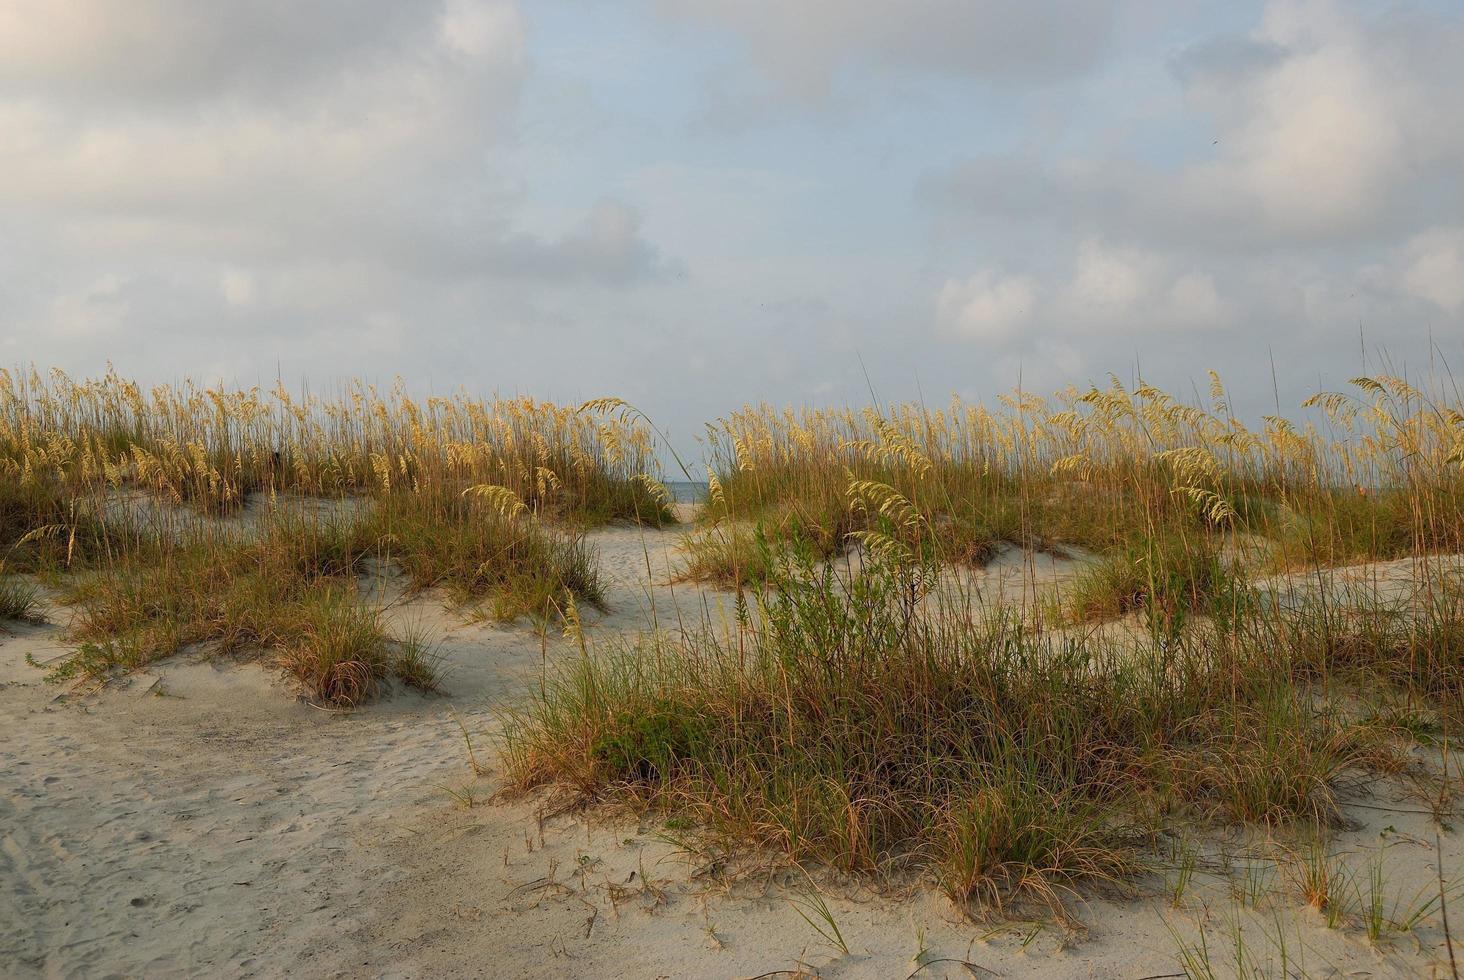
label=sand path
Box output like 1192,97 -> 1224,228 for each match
1,521 -> 1457,978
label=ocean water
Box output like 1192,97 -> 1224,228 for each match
665,480 -> 709,503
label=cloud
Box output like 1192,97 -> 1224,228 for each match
939,242 -> 1226,348
920,0 -> 1463,392
0,1 -> 528,229
925,1 -> 1464,250
1058,241 -> 1224,330
1167,273 -> 1223,325
439,0 -> 524,62
0,1 -> 503,105
1,0 -> 672,382
656,0 -> 1121,102
1064,241 -> 1154,313
3,0 -> 1461,454
1397,227 -> 1464,314
219,269 -> 256,308
1179,8 -> 1403,238
936,272 -> 1035,342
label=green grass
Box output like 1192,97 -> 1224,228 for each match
0,477 -> 109,573
0,576 -> 40,622
1272,486 -> 1464,568
9,367 -> 1464,942
390,620 -> 447,693
1271,582 -> 1464,701
1061,529 -> 1253,633
360,487 -> 605,619
279,587 -> 447,706
48,513 -> 430,704
0,370 -> 670,692
43,486 -> 602,699
504,545 -> 1372,915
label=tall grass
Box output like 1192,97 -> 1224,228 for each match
12,362 -> 1464,928
359,484 -> 605,618
0,575 -> 40,622
690,375 -> 1463,585
511,370 -> 1464,922
3,367 -> 669,701
0,366 -> 671,522
505,546 -> 1377,914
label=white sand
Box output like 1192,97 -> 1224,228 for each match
1,521 -> 1458,977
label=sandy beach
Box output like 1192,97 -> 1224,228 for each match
8,2 -> 1464,975
3,511 -> 1459,978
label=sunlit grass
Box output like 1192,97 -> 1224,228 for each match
3,367 -> 670,702
508,370 -> 1464,922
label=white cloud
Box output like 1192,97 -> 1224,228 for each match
936,271 -> 1035,342
2,0 -> 1460,444
219,270 -> 256,308
1167,273 -> 1222,325
1,0 -> 670,364
0,2 -> 526,224
930,0 -> 1464,250
940,242 -> 1228,345
1398,228 -> 1464,313
1180,3 -> 1404,238
47,274 -> 132,339
439,0 -> 524,62
1065,240 -> 1156,312
1056,241 -> 1225,331
0,1 -> 445,104
918,0 -> 1460,400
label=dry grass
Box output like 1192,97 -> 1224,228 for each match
42,515 -> 399,705
510,371 -> 1464,920
0,367 -> 672,522
694,375 -> 1462,581
11,363 -> 1464,922
504,544 -> 1386,916
358,484 -> 605,618
4,367 -> 670,702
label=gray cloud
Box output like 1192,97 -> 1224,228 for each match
0,1 -> 503,105
3,0 -> 1461,457
929,2 -> 1464,249
921,0 -> 1464,375
0,0 -> 671,385
1169,35 -> 1288,87
656,0 -> 1122,102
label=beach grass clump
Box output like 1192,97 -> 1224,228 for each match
684,467 -> 1025,589
59,516 -> 355,656
504,542 -> 1366,914
0,366 -> 672,526
1272,485 -> 1462,568
0,575 -> 41,622
1156,691 -> 1363,826
677,524 -> 776,588
1270,583 -> 1464,706
697,375 -> 1464,583
2,366 -> 672,699
278,587 -> 398,706
388,622 -> 447,694
0,474 -> 109,573
1060,529 -> 1252,630
360,485 -> 604,619
50,513 -> 425,704
48,485 -> 593,696
676,502 -> 855,587
936,774 -> 1134,914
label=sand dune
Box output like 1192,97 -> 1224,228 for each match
1,523 -> 1457,977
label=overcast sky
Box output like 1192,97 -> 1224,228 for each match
4,0 -> 1462,452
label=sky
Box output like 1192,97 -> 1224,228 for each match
3,0 -> 1463,455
